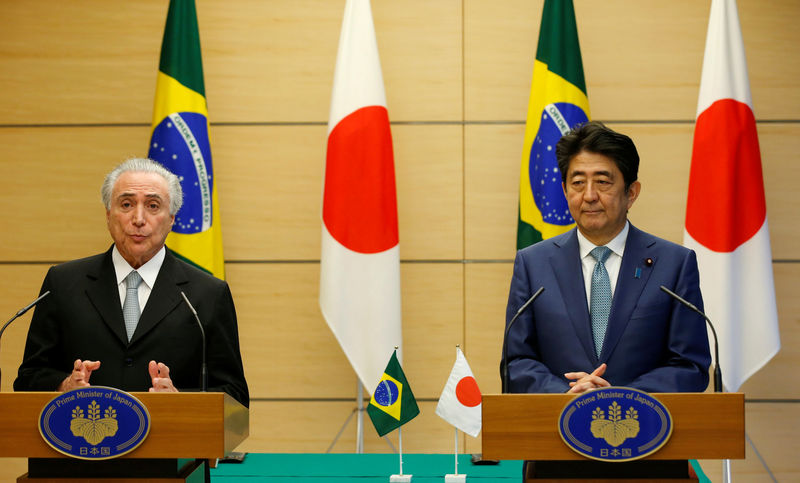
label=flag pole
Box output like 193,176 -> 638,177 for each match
453,345 -> 459,475
454,427 -> 459,475
356,379 -> 364,453
398,425 -> 404,475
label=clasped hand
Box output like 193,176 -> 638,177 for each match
565,363 -> 610,394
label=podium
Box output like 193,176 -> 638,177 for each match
482,393 -> 744,481
0,392 -> 249,482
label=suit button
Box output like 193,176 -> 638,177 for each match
125,358 -> 134,367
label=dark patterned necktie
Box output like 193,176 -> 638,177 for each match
590,246 -> 612,357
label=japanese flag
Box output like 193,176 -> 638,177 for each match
435,347 -> 482,437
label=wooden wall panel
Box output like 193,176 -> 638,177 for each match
241,401 -> 456,454
615,124 -> 694,244
734,403 -> 800,481
400,263 -> 463,398
230,262 -> 462,399
0,127 -> 149,261
739,264 -> 800,399
464,124 -> 524,261
213,125 -> 328,261
0,2 -> 164,124
393,125 -> 464,261
699,403 -> 800,481
466,0 -> 800,122
217,124 -> 463,261
738,0 -> 800,121
757,124 -> 800,260
228,263 -> 350,400
464,263 -> 513,397
0,266 -> 53,391
0,0 -> 463,125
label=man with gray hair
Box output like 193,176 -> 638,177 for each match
14,158 -> 248,407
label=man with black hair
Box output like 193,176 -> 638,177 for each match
503,121 -> 710,394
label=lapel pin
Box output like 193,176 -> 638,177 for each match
645,258 -> 653,267
634,267 -> 642,279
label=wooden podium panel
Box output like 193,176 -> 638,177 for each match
0,392 -> 248,459
482,393 -> 744,461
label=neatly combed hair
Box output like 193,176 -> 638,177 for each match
101,158 -> 183,215
556,121 -> 640,190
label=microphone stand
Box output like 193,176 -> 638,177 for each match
501,287 -> 544,393
659,286 -> 722,392
180,292 -> 207,392
0,291 -> 51,390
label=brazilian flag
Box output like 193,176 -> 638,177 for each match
367,350 -> 420,437
148,0 -> 225,279
517,0 -> 590,249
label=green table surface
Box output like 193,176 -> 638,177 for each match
211,453 -> 521,482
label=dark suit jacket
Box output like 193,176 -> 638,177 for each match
503,224 -> 710,393
14,246 -> 249,407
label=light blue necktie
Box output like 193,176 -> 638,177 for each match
589,246 -> 612,358
123,271 -> 143,342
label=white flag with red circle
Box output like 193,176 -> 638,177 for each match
436,347 -> 482,437
684,0 -> 779,391
319,0 -> 402,395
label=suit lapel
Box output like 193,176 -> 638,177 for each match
85,248 -> 129,346
602,224 -> 656,361
550,230 -> 597,363
130,250 -> 187,344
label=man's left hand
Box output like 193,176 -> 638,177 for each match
148,360 -> 178,393
565,363 -> 610,394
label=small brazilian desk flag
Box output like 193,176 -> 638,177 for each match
148,0 -> 225,279
517,0 -> 590,249
367,350 -> 419,437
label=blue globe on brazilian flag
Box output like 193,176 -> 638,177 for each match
367,351 -> 419,436
518,0 -> 590,249
148,0 -> 225,279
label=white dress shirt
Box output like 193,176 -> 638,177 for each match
111,245 -> 166,312
577,221 -> 630,310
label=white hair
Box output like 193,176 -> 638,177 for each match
101,158 -> 183,215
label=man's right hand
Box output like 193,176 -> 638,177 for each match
565,363 -> 610,394
58,359 -> 101,391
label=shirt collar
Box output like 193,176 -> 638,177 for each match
111,245 -> 166,289
577,221 -> 630,260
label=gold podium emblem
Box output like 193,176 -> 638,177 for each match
70,400 -> 119,446
589,401 -> 640,447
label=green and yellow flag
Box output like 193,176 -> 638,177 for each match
367,350 -> 420,436
517,0 -> 590,249
148,0 -> 225,279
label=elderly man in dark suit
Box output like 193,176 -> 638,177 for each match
14,158 -> 248,407
503,122 -> 710,395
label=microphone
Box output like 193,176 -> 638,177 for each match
0,291 -> 51,390
659,285 -> 722,393
501,286 -> 544,393
180,291 -> 207,392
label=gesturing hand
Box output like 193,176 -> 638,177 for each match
58,359 -> 101,392
148,360 -> 178,393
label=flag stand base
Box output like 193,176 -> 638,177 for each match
445,474 -> 466,483
390,474 -> 412,482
